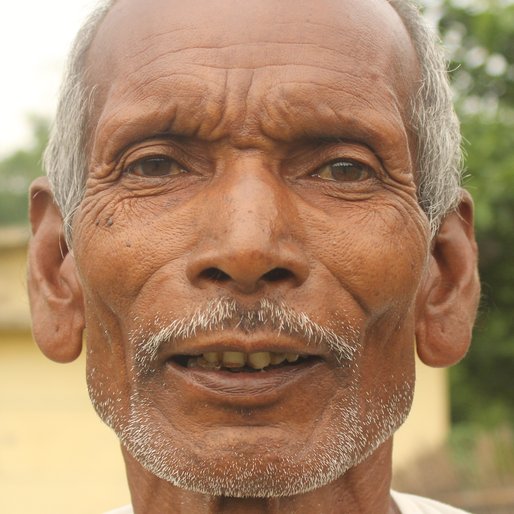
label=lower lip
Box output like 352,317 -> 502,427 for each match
165,358 -> 326,405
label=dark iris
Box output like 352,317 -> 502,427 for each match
126,157 -> 186,177
315,160 -> 374,182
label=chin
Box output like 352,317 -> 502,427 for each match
121,426 -> 360,498
109,382 -> 414,498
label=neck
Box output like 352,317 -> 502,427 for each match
122,440 -> 399,514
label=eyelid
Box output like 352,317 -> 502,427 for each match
119,141 -> 190,176
311,158 -> 376,178
326,157 -> 373,169
123,154 -> 176,174
284,141 -> 384,180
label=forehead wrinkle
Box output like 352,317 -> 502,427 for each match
90,70 -> 230,162
86,0 -> 419,160
112,31 -> 406,80
88,0 -> 417,90
91,65 -> 410,163
98,0 -> 414,56
92,51 -> 404,148
247,71 -> 408,148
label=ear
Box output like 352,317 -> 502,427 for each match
415,190 -> 480,367
27,177 -> 84,363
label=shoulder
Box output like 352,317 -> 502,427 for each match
103,506 -> 133,514
391,491 -> 471,514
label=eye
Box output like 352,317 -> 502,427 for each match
313,160 -> 374,182
125,156 -> 188,177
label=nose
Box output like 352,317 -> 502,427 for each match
186,168 -> 310,295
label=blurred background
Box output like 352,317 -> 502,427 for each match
0,0 -> 513,512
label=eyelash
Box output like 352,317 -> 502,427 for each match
121,151 -> 377,185
123,155 -> 189,178
310,159 -> 376,183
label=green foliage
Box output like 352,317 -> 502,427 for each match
441,1 -> 514,105
448,424 -> 514,489
0,116 -> 48,225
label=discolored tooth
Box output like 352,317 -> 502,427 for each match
248,352 -> 271,370
285,353 -> 299,363
196,356 -> 221,370
222,351 -> 246,368
203,352 -> 221,364
270,352 -> 286,365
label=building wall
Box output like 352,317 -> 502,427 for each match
0,230 -> 448,513
0,228 -> 31,330
394,360 -> 449,469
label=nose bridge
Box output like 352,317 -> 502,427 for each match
220,159 -> 282,248
187,155 -> 309,293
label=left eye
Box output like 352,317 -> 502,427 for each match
125,156 -> 188,177
313,160 -> 374,182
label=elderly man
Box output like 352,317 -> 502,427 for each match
27,0 -> 480,512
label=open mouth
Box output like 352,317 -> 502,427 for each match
171,351 -> 319,373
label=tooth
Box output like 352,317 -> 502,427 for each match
286,353 -> 299,362
248,352 -> 271,370
196,356 -> 221,370
222,351 -> 246,368
203,352 -> 220,364
270,352 -> 286,365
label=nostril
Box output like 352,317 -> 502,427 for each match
262,267 -> 294,283
200,267 -> 231,282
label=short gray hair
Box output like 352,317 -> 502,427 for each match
44,0 -> 114,245
44,0 -> 463,245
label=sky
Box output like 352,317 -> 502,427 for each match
0,0 -> 99,158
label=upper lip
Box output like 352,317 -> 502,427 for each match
160,332 -> 327,361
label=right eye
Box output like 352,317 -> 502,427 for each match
124,156 -> 188,177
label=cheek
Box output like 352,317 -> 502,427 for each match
301,198 -> 429,316
73,195 -> 200,315
75,195 -> 209,426
84,316 -> 132,428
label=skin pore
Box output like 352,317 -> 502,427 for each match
26,0 -> 480,512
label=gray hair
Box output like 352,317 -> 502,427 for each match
44,0 -> 463,245
44,0 -> 114,245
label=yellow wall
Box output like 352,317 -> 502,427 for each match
394,360 -> 449,470
0,228 -> 31,330
0,332 -> 130,514
0,230 -> 448,513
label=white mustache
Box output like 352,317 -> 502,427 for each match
131,297 -> 360,370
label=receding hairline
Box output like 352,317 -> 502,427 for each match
86,0 -> 419,74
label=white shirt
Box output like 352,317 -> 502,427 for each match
391,491 -> 470,513
104,507 -> 133,514
104,492 -> 470,513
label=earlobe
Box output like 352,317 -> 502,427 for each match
415,190 -> 480,367
27,177 -> 84,363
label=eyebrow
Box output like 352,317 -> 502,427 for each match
91,80 -> 411,170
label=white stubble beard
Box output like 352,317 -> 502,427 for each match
87,298 -> 414,497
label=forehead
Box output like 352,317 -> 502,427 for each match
90,0 -> 415,61
86,0 -> 419,150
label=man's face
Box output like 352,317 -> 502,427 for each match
75,0 -> 427,497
